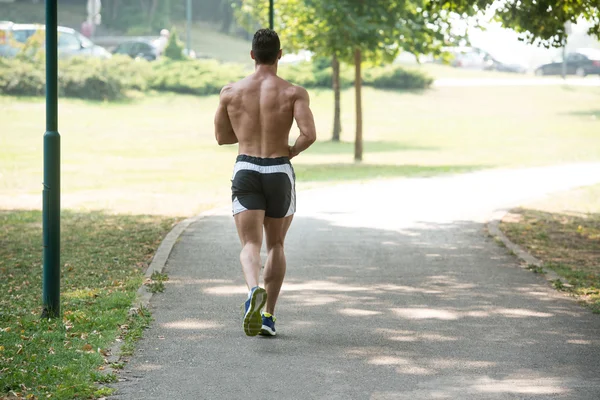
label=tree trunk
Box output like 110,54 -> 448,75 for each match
354,48 -> 363,162
148,0 -> 159,28
332,53 -> 341,142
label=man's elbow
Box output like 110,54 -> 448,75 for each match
216,134 -> 237,145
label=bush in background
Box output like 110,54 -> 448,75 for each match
279,62 -> 354,89
0,55 -> 152,100
363,65 -> 433,90
0,54 -> 433,101
149,59 -> 246,95
280,61 -> 432,90
0,57 -> 45,96
164,29 -> 186,61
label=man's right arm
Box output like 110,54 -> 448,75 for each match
290,86 -> 317,159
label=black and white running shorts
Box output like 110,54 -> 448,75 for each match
231,154 -> 296,218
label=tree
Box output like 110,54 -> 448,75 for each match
238,0 -> 600,161
237,0 -> 470,160
164,29 -> 186,60
434,0 -> 600,47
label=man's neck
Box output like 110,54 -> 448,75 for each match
255,63 -> 278,75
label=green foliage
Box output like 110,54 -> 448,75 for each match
102,0 -> 173,34
149,59 -> 247,95
279,62 -> 353,89
280,62 -> 432,90
363,65 -> 434,90
237,0 -> 469,63
433,0 -> 600,48
164,29 -> 186,60
0,57 -> 45,96
0,54 -> 431,100
0,210 -> 177,399
0,55 -> 152,100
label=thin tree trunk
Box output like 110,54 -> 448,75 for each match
148,0 -> 159,27
354,48 -> 363,162
332,53 -> 341,142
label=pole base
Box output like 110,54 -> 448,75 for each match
40,307 -> 58,319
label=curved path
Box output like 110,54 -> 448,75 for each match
112,163 -> 600,400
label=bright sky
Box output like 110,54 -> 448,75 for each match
465,6 -> 599,68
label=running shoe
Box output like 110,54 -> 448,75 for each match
259,312 -> 276,337
242,287 -> 267,336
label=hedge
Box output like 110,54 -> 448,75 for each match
0,56 -> 432,101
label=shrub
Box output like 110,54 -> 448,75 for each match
0,55 -> 152,100
0,58 -> 46,96
279,62 -> 353,89
0,54 -> 433,101
164,29 -> 186,61
363,65 -> 433,90
149,59 -> 247,95
280,61 -> 432,90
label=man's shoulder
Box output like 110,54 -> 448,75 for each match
277,79 -> 307,98
286,84 -> 308,100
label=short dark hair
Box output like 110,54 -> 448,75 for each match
252,29 -> 280,65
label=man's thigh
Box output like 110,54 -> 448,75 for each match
234,210 -> 265,246
264,215 -> 294,249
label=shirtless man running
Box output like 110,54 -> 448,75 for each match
214,29 -> 317,337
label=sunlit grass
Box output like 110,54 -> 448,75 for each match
2,86 -> 599,215
0,210 -> 179,398
500,184 -> 600,313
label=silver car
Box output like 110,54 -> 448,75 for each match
0,21 -> 111,59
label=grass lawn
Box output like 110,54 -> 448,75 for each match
500,184 -> 600,313
0,210 -> 178,398
1,85 -> 599,216
1,84 -> 599,397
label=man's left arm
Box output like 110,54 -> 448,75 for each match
214,86 -> 238,145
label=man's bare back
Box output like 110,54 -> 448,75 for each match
215,70 -> 316,160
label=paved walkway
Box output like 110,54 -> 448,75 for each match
112,164 -> 600,400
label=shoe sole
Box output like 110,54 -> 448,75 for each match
259,325 -> 276,336
243,288 -> 267,336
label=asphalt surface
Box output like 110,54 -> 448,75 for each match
111,163 -> 600,400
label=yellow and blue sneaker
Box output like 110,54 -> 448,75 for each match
259,312 -> 276,337
242,286 -> 267,336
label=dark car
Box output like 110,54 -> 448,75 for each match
485,54 -> 528,74
0,21 -> 111,59
535,49 -> 600,77
112,39 -> 161,61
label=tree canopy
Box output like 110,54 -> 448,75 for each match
434,0 -> 600,47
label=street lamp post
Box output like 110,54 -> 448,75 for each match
42,0 -> 61,319
186,0 -> 192,55
269,0 -> 274,30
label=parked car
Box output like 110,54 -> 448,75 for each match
112,38 -> 161,61
448,46 -> 493,70
485,53 -> 528,74
535,48 -> 600,77
0,21 -> 111,59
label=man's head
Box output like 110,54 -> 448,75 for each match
251,29 -> 281,65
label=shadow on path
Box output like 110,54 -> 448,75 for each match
112,214 -> 600,400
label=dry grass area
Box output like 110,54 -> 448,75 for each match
500,184 -> 600,312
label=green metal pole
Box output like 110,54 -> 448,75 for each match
269,0 -> 274,30
42,0 -> 61,319
186,0 -> 192,55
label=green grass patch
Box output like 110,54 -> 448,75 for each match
2,86 -> 599,215
500,184 -> 600,312
295,163 -> 483,182
0,210 -> 179,398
